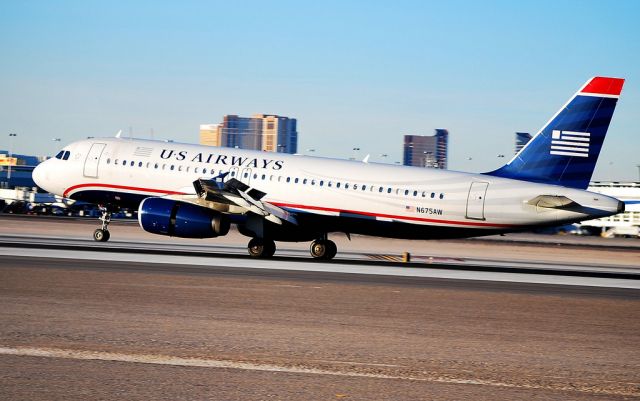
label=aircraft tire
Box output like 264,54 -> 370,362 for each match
310,239 -> 336,260
93,229 -> 110,242
248,238 -> 276,258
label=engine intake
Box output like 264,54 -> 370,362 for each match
138,197 -> 230,238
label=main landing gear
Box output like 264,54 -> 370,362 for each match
310,239 -> 337,260
93,209 -> 112,242
246,237 -> 338,260
247,238 -> 276,258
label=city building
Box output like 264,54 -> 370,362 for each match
402,129 -> 448,169
0,151 -> 41,189
199,124 -> 222,147
515,132 -> 532,154
200,114 -> 298,154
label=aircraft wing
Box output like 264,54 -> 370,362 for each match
527,195 -> 579,209
192,173 -> 298,225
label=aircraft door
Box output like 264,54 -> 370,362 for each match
240,168 -> 252,185
83,143 -> 106,178
466,181 -> 489,220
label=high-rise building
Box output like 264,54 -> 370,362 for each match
402,129 -> 449,169
200,114 -> 298,154
199,124 -> 222,147
515,132 -> 532,154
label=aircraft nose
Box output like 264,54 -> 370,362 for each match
32,161 -> 48,191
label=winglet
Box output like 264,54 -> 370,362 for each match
362,154 -> 370,163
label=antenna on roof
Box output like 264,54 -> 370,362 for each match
115,130 -> 122,138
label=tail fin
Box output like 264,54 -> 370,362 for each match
486,76 -> 625,189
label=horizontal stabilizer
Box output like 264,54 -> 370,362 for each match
527,195 -> 579,209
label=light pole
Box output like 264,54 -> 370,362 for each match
351,147 -> 360,161
52,138 -> 61,159
8,133 -> 16,180
636,164 -> 640,182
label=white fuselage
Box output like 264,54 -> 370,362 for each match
33,137 -> 623,240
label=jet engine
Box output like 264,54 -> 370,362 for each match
138,197 -> 230,238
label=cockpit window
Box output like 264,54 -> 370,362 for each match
55,150 -> 71,160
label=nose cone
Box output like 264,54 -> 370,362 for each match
32,162 -> 48,192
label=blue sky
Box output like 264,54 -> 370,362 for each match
1,0 -> 639,179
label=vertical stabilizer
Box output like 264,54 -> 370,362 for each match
486,77 -> 624,189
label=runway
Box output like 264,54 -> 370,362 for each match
1,215 -> 640,400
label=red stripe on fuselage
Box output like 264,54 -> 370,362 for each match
64,183 -> 514,228
271,202 -> 515,228
63,183 -> 186,198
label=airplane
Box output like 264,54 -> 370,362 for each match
32,76 -> 626,260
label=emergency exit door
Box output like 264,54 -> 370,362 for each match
466,182 -> 489,220
83,143 -> 106,178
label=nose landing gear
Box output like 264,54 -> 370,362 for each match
310,239 -> 337,260
93,209 -> 112,242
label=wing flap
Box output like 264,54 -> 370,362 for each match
193,174 -> 297,225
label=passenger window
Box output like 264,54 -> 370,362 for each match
244,172 -> 249,178
336,182 -> 341,188
278,176 -> 282,182
422,191 -> 426,197
170,165 -> 175,171
123,160 -> 127,165
253,173 -> 258,179
178,165 -> 182,171
195,167 -> 199,173
345,183 -> 349,189
413,190 -> 418,196
431,192 -> 435,198
286,177 -> 291,183
202,168 -> 207,174
139,162 -> 143,167
154,163 -> 158,169
162,164 -> 166,170
440,193 -> 444,199
319,180 -> 324,187
303,178 -> 308,184
106,158 -> 111,164
146,162 -> 150,168
130,161 -> 134,167
404,190 -> 409,196
378,187 -> 383,193
262,174 -> 266,180
311,179 -> 315,185
387,188 -> 392,194
328,181 -> 332,187
186,166 -> 190,172
362,185 -> 366,191
295,178 -> 299,184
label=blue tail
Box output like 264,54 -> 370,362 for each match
486,76 -> 625,189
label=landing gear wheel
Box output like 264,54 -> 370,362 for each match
248,238 -> 276,258
310,239 -> 337,260
93,228 -> 110,242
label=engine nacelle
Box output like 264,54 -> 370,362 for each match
138,197 -> 230,238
